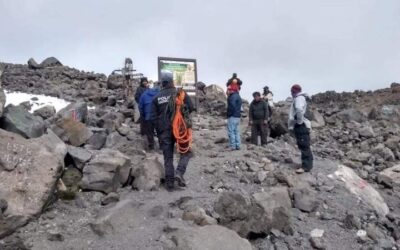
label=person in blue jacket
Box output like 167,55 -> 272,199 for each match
226,85 -> 242,150
139,83 -> 160,150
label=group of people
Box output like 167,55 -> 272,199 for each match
133,72 -> 314,192
134,72 -> 194,192
226,73 -> 313,174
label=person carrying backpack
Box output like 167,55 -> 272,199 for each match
249,92 -> 269,146
151,70 -> 194,191
288,84 -> 313,174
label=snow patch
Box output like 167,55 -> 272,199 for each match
4,90 -> 70,113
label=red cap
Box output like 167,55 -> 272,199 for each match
291,84 -> 302,94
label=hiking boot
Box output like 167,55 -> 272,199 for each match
175,172 -> 186,187
165,182 -> 175,192
295,168 -> 305,174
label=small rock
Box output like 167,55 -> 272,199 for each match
47,230 -> 64,242
310,229 -> 324,238
310,237 -> 326,250
101,192 -> 120,206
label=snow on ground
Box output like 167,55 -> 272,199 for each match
4,90 -> 70,113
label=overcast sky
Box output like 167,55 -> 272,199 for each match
1,0 -> 399,101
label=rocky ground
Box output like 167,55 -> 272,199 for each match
0,58 -> 399,250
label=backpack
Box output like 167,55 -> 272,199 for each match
294,95 -> 313,120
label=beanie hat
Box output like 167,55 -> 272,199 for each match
140,77 -> 148,84
291,84 -> 302,94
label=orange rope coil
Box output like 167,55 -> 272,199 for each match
172,90 -> 193,154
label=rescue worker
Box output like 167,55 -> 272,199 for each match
151,70 -> 194,191
288,84 -> 314,174
249,92 -> 269,146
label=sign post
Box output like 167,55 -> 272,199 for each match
157,57 -> 198,109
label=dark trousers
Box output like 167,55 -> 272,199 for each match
294,124 -> 313,171
159,130 -> 192,183
140,117 -> 145,135
251,120 -> 268,145
144,120 -> 155,149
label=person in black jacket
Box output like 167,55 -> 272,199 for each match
226,73 -> 242,91
249,92 -> 269,146
151,70 -> 194,191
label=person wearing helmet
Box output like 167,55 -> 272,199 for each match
288,84 -> 313,174
151,70 -> 194,191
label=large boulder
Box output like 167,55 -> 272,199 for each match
200,84 -> 227,116
336,109 -> 367,123
132,156 -> 164,191
80,149 -> 131,194
215,187 -> 293,237
0,88 -> 5,117
334,165 -> 389,217
170,225 -> 252,250
251,187 -> 293,234
269,102 -> 290,137
56,102 -> 88,123
0,129 -> 65,238
51,118 -> 93,146
1,104 -> 45,138
39,57 -> 63,68
27,58 -> 41,69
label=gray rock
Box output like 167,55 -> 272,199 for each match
358,125 -> 375,138
378,164 -> 400,188
51,118 -> 93,146
170,225 -> 252,250
86,128 -> 107,150
182,206 -> 217,226
101,192 -> 120,206
215,187 -> 293,237
132,156 -> 164,191
366,224 -> 385,242
0,129 -> 64,238
373,144 -> 395,161
80,149 -> 131,193
337,109 -> 367,123
310,237 -> 326,250
293,188 -> 319,213
0,88 -> 5,117
47,230 -> 64,242
0,199 -> 7,214
56,102 -> 88,123
27,58 -> 41,69
67,145 -> 92,170
40,57 -> 63,68
1,104 -> 45,138
90,199 -> 138,236
98,112 -> 124,133
33,105 -> 56,120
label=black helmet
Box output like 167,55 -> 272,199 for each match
160,70 -> 173,87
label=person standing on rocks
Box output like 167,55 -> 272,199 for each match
139,83 -> 160,150
226,73 -> 243,91
249,92 -> 269,146
288,84 -> 313,174
227,85 -> 242,150
151,70 -> 194,191
135,77 -> 150,135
